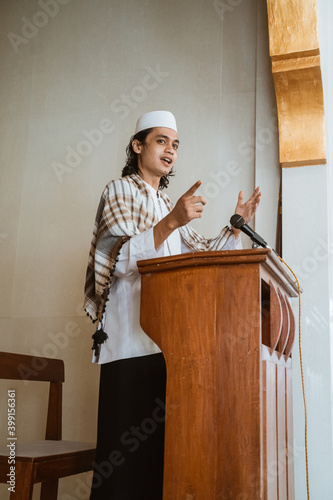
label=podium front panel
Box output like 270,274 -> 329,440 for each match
138,249 -> 297,499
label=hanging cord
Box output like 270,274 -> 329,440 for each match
277,255 -> 310,500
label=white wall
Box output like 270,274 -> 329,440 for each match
283,165 -> 333,499
281,1 -> 333,499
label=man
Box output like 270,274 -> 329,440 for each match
85,110 -> 261,499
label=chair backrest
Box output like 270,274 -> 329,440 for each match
0,351 -> 64,382
0,351 -> 65,440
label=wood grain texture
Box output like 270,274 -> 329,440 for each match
45,382 -> 62,440
0,351 -> 64,382
0,352 -> 95,500
277,364 -> 288,499
286,363 -> 295,500
261,346 -> 294,500
276,289 -> 290,355
262,354 -> 278,500
139,250 -> 296,499
269,281 -> 283,350
284,299 -> 296,357
9,461 -> 34,500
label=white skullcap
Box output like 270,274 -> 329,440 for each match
135,110 -> 177,134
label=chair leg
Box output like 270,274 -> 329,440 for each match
10,461 -> 34,500
40,479 -> 59,500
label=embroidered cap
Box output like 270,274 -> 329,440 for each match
135,110 -> 177,134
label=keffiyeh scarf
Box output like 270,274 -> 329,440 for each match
84,173 -> 233,352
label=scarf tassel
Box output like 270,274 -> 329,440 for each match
91,327 -> 109,358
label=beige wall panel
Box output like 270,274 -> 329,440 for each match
0,0 -> 280,497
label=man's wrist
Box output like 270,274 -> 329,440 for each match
164,212 -> 179,231
232,227 -> 241,238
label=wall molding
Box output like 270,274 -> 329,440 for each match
266,0 -> 326,167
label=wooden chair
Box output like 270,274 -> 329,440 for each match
0,351 -> 96,500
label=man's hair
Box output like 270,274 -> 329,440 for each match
121,128 -> 174,190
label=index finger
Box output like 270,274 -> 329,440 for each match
184,180 -> 202,197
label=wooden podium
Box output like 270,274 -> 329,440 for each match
138,248 -> 298,500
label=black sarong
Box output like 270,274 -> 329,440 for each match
90,353 -> 166,500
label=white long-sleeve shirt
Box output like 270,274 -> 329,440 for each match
96,182 -> 242,364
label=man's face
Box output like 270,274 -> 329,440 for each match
133,127 -> 179,187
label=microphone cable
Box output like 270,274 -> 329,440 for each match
277,254 -> 309,500
231,212 -> 309,498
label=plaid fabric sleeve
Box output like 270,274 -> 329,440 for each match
179,224 -> 235,251
84,176 -> 158,322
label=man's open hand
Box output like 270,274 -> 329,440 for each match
234,186 -> 261,225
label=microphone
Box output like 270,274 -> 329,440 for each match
230,214 -> 267,248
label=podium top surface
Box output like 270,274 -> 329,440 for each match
138,248 -> 299,297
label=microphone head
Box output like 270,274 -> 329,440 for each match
230,214 -> 245,229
